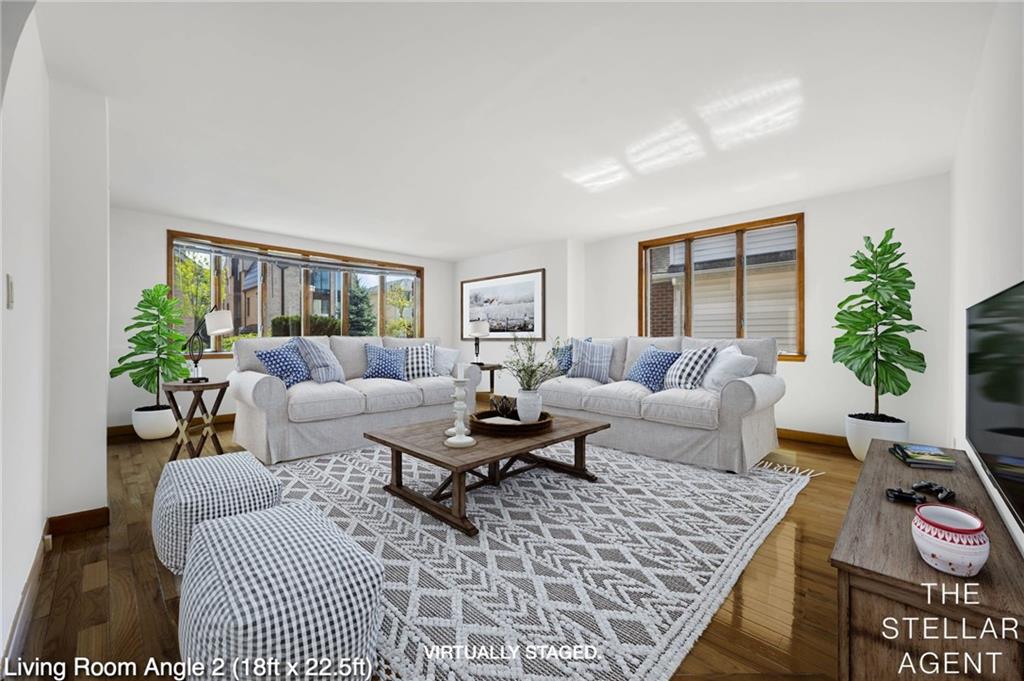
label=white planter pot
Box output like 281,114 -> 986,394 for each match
517,389 -> 542,423
845,415 -> 909,461
132,406 -> 177,440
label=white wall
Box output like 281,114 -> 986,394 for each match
454,240 -> 572,396
0,12 -> 49,647
949,3 -> 1023,447
47,78 -> 109,517
583,175 -> 953,444
107,207 -> 456,426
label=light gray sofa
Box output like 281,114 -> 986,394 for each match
228,336 -> 480,464
539,336 -> 785,473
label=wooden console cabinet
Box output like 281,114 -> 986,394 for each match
831,439 -> 1024,680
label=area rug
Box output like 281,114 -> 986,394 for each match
271,443 -> 809,681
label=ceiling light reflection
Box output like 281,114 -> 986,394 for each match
562,158 -> 631,193
625,119 -> 705,174
698,77 -> 803,150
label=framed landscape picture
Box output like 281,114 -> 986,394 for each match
461,268 -> 545,340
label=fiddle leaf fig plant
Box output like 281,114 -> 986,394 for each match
832,228 -> 926,416
110,284 -> 190,406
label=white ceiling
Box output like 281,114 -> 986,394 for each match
35,2 -> 993,260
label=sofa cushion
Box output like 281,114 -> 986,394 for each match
255,340 -> 312,388
404,343 -> 435,380
287,381 -> 365,423
581,380 -> 652,419
681,336 -> 777,375
433,346 -> 461,377
641,388 -> 720,430
664,346 -> 718,390
294,337 -> 344,383
410,376 -> 455,406
538,376 -> 602,410
329,336 -> 382,381
567,339 -> 614,383
234,336 -> 330,373
624,336 -> 683,376
363,344 -> 407,380
702,344 -> 758,392
625,346 -> 682,392
589,337 -> 629,381
346,378 -> 423,413
382,336 -> 441,349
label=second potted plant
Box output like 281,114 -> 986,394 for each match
504,335 -> 561,423
832,228 -> 926,460
110,284 -> 191,439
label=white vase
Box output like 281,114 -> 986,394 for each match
844,415 -> 909,461
132,405 -> 177,440
517,389 -> 542,423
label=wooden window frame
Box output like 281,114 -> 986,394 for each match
167,230 -> 425,358
637,213 -> 805,361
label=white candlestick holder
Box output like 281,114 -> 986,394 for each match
444,378 -> 476,448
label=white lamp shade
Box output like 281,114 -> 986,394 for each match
468,320 -> 490,337
205,309 -> 234,336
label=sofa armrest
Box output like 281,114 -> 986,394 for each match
228,370 -> 287,412
720,373 -> 785,418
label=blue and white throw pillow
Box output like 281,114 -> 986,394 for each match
256,339 -> 312,388
566,339 -> 614,383
294,337 -> 344,383
625,345 -> 682,392
664,346 -> 718,390
553,336 -> 591,374
405,343 -> 435,380
364,344 -> 407,380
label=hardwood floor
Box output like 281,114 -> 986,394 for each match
21,428 -> 859,680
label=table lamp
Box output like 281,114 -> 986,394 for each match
185,307 -> 234,383
467,320 -> 490,365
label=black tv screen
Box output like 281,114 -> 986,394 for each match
967,279 -> 1024,532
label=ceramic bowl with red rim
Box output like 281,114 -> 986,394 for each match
911,503 -> 990,577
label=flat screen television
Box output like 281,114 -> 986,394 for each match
967,279 -> 1024,542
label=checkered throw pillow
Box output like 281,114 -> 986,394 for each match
405,343 -> 435,379
566,338 -> 614,383
255,339 -> 311,388
664,346 -> 718,390
363,344 -> 407,380
625,345 -> 682,392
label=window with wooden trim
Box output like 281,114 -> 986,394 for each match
168,231 -> 424,354
638,213 -> 805,360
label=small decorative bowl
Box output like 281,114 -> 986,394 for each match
911,503 -> 990,577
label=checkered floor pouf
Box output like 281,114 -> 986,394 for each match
151,452 -> 283,575
179,502 -> 385,680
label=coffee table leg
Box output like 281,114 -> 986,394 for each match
487,461 -> 501,485
522,435 -> 598,482
383,452 -> 479,537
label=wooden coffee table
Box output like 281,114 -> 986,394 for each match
365,415 -> 610,536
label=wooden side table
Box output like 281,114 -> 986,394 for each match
473,363 -> 503,396
163,381 -> 229,461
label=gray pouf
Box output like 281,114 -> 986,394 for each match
151,452 -> 283,575
178,501 -> 385,681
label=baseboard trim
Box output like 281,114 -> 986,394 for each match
777,428 -> 850,450
2,537 -> 45,665
47,506 -> 110,535
107,412 -> 235,444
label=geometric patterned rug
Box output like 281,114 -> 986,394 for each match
271,443 -> 809,681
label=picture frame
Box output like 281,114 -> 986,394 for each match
460,268 -> 546,341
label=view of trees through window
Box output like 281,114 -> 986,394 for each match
170,235 -> 422,350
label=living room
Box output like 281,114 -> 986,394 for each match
2,2 -> 1022,680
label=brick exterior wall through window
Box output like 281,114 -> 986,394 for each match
649,279 -> 676,336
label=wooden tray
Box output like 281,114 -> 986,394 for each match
469,410 -> 554,436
